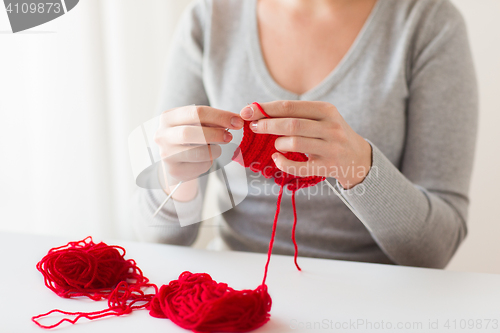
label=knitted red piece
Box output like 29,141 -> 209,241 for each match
149,272 -> 271,333
32,237 -> 157,329
232,102 -> 325,191
34,237 -> 273,333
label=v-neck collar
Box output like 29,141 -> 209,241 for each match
246,0 -> 385,101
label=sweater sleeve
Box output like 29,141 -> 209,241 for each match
131,0 -> 211,245
338,0 -> 478,268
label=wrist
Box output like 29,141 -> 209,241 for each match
157,162 -> 199,202
167,179 -> 199,202
337,138 -> 372,190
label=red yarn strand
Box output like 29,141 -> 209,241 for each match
252,102 -> 272,119
291,190 -> 301,271
149,271 -> 271,332
262,176 -> 286,286
33,307 -> 128,330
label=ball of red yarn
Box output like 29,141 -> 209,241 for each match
36,236 -> 149,300
33,237 -> 156,329
149,271 -> 272,333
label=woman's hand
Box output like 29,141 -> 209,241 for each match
154,105 -> 244,201
240,101 -> 372,189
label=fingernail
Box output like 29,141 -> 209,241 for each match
241,106 -> 254,119
230,117 -> 244,128
272,153 -> 278,162
224,131 -> 233,142
250,121 -> 258,131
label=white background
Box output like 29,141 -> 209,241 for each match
0,0 -> 498,273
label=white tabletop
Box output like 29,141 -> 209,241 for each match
1,231 -> 499,333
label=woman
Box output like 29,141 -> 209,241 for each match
133,0 -> 477,268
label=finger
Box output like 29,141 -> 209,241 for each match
240,103 -> 268,120
272,152 -> 315,177
164,144 -> 222,163
250,117 -> 325,138
162,105 -> 244,130
158,126 -> 233,145
274,136 -> 326,156
240,101 -> 332,121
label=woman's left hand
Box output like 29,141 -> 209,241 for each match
240,101 -> 372,189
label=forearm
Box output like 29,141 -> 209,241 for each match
339,141 -> 467,268
345,1 -> 478,268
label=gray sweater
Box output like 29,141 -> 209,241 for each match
132,0 -> 478,268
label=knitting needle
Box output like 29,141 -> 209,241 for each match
153,181 -> 183,218
153,156 -> 182,218
323,179 -> 372,232
154,174 -> 371,234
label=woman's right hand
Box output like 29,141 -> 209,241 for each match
154,105 -> 244,201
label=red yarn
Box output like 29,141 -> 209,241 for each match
232,102 -> 324,269
32,237 -> 157,329
233,102 -> 325,192
147,102 -> 323,332
261,175 -> 287,285
33,236 -> 273,333
149,272 -> 271,333
291,191 -> 301,271
34,102 -> 324,332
